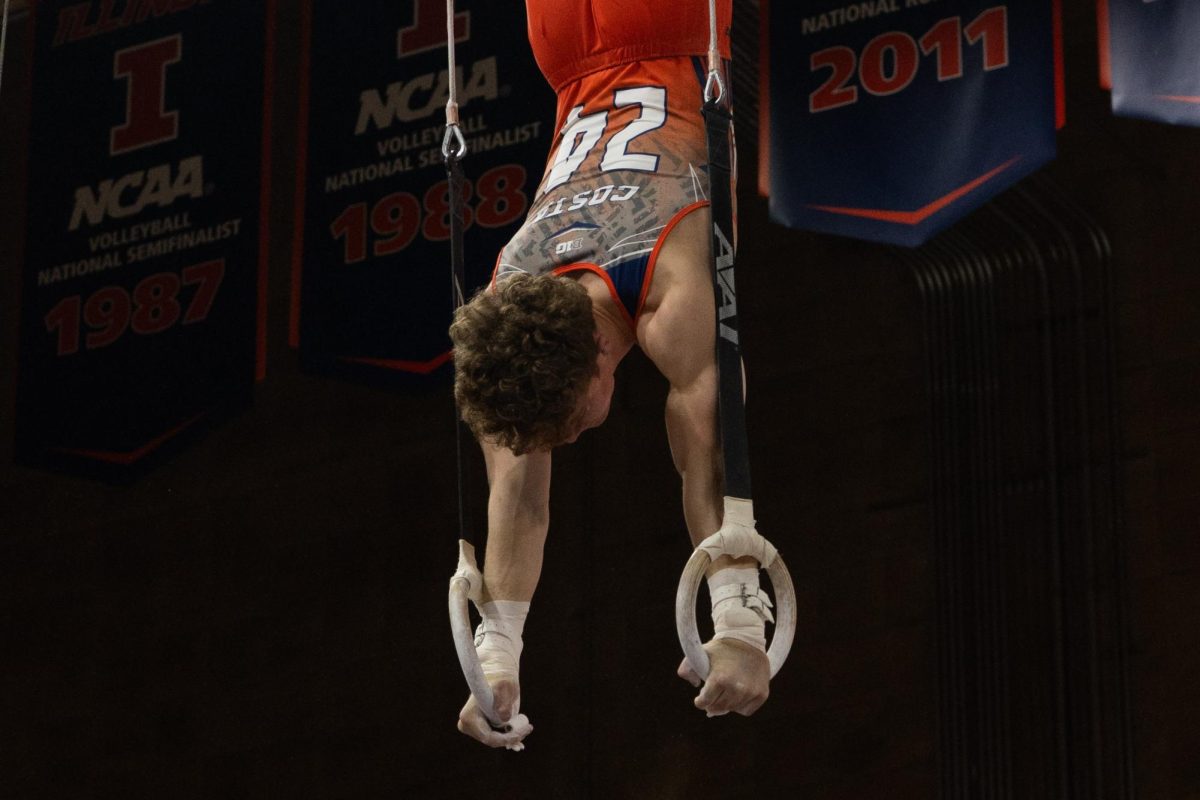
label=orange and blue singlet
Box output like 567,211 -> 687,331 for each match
494,0 -> 733,332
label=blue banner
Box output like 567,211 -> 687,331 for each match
293,0 -> 555,383
17,0 -> 272,473
1108,0 -> 1200,127
768,1 -> 1057,247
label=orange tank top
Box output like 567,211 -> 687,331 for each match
525,0 -> 732,92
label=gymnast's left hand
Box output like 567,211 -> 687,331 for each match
456,678 -> 532,749
677,638 -> 770,717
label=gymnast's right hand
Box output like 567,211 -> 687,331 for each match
457,678 -> 532,750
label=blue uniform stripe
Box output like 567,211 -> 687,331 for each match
606,253 -> 652,321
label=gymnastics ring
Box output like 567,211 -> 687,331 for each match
447,539 -> 505,728
675,498 -> 797,680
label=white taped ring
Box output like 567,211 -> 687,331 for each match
452,539 -> 483,603
448,539 -> 503,727
675,498 -> 797,681
697,497 -> 778,568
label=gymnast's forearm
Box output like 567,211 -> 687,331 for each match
478,444 -> 552,604
680,449 -> 755,575
665,385 -> 748,570
481,490 -> 549,603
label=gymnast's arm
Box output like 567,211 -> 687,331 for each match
639,209 -> 725,546
479,440 -> 551,604
456,438 -> 550,748
641,210 -> 770,716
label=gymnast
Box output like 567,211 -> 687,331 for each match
449,0 -> 776,750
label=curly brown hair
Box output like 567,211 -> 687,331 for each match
450,273 -> 599,454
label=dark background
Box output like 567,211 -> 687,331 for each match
1,2 -> 1197,798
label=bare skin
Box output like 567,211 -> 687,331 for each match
457,208 -> 769,747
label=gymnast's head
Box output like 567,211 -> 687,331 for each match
450,273 -> 613,455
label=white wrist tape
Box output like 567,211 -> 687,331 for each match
474,600 -> 529,682
708,567 -> 774,651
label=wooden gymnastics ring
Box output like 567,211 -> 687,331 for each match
675,498 -> 797,681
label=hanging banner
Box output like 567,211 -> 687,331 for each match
767,1 -> 1058,247
16,0 -> 273,473
1105,0 -> 1200,127
293,0 -> 555,383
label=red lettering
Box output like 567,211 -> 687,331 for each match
53,3 -> 89,46
920,18 -> 964,82
138,0 -> 179,22
371,193 -> 422,257
181,260 -> 224,324
110,35 -> 182,155
331,203 -> 369,264
398,0 -> 468,57
809,11 -> 1011,114
44,261 -> 226,356
965,7 -> 1010,71
52,0 -> 209,45
859,32 -> 919,97
120,0 -> 140,28
131,273 -> 183,335
330,169 -> 531,264
45,296 -> 82,356
96,0 -> 124,35
73,4 -> 100,39
423,178 -> 473,242
809,47 -> 858,113
475,165 -> 527,228
84,287 -> 132,349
